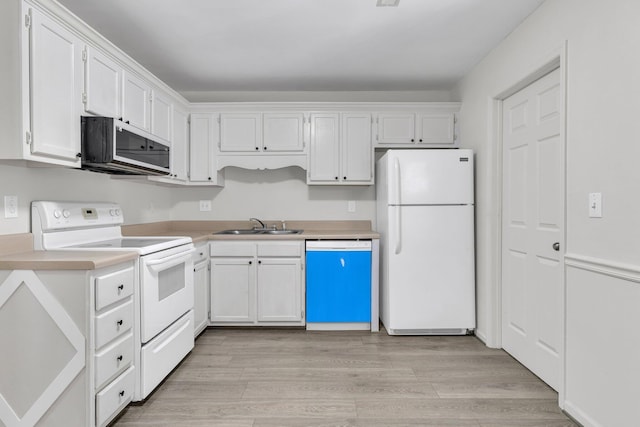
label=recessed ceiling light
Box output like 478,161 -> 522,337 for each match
376,0 -> 400,7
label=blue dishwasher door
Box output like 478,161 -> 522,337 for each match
306,241 -> 372,322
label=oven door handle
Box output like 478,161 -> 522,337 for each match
144,249 -> 194,271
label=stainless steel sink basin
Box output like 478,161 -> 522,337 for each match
215,229 -> 303,235
262,229 -> 303,235
215,229 -> 263,235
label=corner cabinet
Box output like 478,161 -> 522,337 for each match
209,241 -> 305,326
308,112 -> 373,185
375,111 -> 457,147
188,113 -> 225,186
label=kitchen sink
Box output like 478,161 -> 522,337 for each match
215,229 -> 303,235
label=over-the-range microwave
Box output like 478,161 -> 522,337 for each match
81,116 -> 170,175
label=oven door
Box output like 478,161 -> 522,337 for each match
140,245 -> 194,343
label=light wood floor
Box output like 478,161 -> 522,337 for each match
114,328 -> 578,426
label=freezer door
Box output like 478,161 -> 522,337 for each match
385,149 -> 474,205
385,205 -> 475,330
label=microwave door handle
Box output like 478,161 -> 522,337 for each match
145,249 -> 194,271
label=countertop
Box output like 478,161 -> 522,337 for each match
0,220 -> 379,270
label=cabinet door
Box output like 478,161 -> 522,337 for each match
257,258 -> 302,322
341,113 -> 373,184
151,89 -> 172,141
122,70 -> 150,132
308,113 -> 340,184
210,258 -> 255,322
28,7 -> 83,163
262,113 -> 304,152
416,113 -> 456,144
170,107 -> 189,181
376,113 -> 416,144
193,260 -> 209,336
84,46 -> 121,118
219,113 -> 262,152
189,113 -> 215,182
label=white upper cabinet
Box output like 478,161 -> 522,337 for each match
308,113 -> 373,185
376,112 -> 457,146
170,106 -> 189,181
189,113 -> 224,185
83,46 -> 121,118
219,113 -> 262,152
262,113 -> 305,152
26,5 -> 83,165
151,89 -> 172,142
122,70 -> 151,132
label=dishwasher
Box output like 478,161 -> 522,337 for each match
305,240 -> 372,330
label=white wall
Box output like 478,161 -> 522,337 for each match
0,163 -> 173,235
170,166 -> 376,222
454,0 -> 640,424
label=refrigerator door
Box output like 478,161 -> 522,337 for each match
385,149 -> 474,205
385,204 -> 475,331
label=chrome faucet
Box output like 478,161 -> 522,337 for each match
249,217 -> 266,230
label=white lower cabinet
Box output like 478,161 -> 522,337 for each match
0,261 -> 136,427
210,241 -> 305,326
193,243 -> 209,336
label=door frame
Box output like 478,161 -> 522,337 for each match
489,42 -> 568,402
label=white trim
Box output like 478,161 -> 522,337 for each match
565,253 -> 640,283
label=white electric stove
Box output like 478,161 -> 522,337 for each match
32,201 -> 195,401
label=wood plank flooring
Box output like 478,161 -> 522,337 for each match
114,328 -> 578,426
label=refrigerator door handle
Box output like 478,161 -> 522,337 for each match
395,205 -> 402,254
394,157 -> 401,205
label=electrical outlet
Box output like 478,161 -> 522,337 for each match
4,195 -> 18,218
588,193 -> 602,218
348,201 -> 356,213
199,200 -> 212,212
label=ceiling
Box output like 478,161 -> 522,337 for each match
57,0 -> 545,96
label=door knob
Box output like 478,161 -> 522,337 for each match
552,242 -> 560,251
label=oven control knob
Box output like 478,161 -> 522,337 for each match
62,209 -> 71,218
109,209 -> 116,216
115,209 -> 121,216
53,209 -> 61,219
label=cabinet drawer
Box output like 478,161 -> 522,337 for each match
95,267 -> 134,311
95,299 -> 133,349
96,366 -> 135,427
210,242 -> 255,257
95,332 -> 134,390
193,245 -> 208,263
257,242 -> 302,257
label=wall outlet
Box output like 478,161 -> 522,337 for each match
348,200 -> 356,213
4,195 -> 18,218
199,200 -> 212,212
588,192 -> 602,218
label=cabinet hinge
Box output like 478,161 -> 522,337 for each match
82,92 -> 87,104
453,115 -> 457,124
24,13 -> 31,28
216,116 -> 221,124
25,131 -> 31,145
82,48 -> 87,62
301,310 -> 305,318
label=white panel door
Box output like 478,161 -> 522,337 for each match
151,89 -> 172,141
210,258 -> 255,322
416,113 -> 455,145
84,46 -> 121,118
122,70 -> 150,131
376,113 -> 415,144
263,113 -> 304,152
29,7 -> 83,163
502,68 -> 563,390
256,258 -> 302,322
193,260 -> 209,335
341,113 -> 373,183
386,205 -> 475,330
189,113 -> 215,182
220,113 -> 262,152
308,113 -> 340,183
170,107 -> 189,181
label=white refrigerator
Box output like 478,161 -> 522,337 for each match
376,149 -> 475,335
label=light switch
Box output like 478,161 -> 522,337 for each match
348,201 -> 356,213
588,193 -> 602,218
